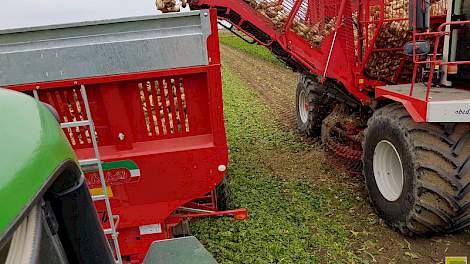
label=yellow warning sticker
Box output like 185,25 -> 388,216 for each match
89,186 -> 113,198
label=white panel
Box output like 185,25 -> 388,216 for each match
139,224 -> 162,235
427,100 -> 470,122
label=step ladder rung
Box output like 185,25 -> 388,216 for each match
60,120 -> 90,128
104,228 -> 113,235
79,158 -> 100,166
78,85 -> 122,263
92,195 -> 106,201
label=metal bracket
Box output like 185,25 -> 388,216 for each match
218,22 -> 256,44
41,201 -> 70,264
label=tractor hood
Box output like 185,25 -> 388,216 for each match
0,88 -> 77,241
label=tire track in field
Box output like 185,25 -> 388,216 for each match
220,44 -> 299,131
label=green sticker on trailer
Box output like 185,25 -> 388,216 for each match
82,160 -> 140,175
82,160 -> 141,186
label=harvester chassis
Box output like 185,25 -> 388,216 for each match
189,0 -> 470,235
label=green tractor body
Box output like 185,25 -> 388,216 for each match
0,88 -> 76,238
0,88 -> 114,264
0,89 -> 217,264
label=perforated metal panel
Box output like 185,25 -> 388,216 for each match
0,11 -> 211,86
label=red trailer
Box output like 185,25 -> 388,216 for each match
0,9 -> 246,263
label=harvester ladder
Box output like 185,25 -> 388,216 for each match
33,85 -> 123,264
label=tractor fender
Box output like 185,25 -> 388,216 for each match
0,88 -> 78,246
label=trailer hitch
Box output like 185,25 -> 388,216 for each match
175,205 -> 249,221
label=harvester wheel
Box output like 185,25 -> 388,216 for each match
216,176 -> 231,211
363,103 -> 470,236
296,76 -> 332,137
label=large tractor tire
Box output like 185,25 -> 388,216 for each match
363,103 -> 470,236
2,205 -> 42,264
0,176 -> 115,263
296,76 -> 332,137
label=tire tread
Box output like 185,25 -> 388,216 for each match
296,76 -> 332,137
364,103 -> 470,235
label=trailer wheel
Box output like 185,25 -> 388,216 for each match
216,176 -> 231,211
296,76 -> 331,137
172,219 -> 191,238
172,177 -> 231,237
363,103 -> 470,236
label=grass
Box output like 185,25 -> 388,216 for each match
191,66 -> 366,263
219,32 -> 283,65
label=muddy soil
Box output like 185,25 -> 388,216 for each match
220,44 -> 470,263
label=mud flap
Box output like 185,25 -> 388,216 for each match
48,175 -> 114,264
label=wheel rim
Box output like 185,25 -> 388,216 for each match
373,140 -> 404,202
298,90 -> 309,123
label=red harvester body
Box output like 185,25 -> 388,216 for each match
188,0 -> 470,236
190,0 -> 470,122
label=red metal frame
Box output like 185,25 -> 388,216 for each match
193,0 -> 371,104
191,0 -> 469,122
412,20 -> 470,99
5,9 -> 247,263
377,0 -> 470,121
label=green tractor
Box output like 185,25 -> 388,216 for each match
0,89 -> 114,263
0,87 -> 220,264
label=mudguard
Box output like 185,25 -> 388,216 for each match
0,88 -> 77,244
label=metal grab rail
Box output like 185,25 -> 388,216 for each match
410,20 -> 470,100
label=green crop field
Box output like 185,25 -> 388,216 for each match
218,33 -> 282,65
191,64 -> 364,264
